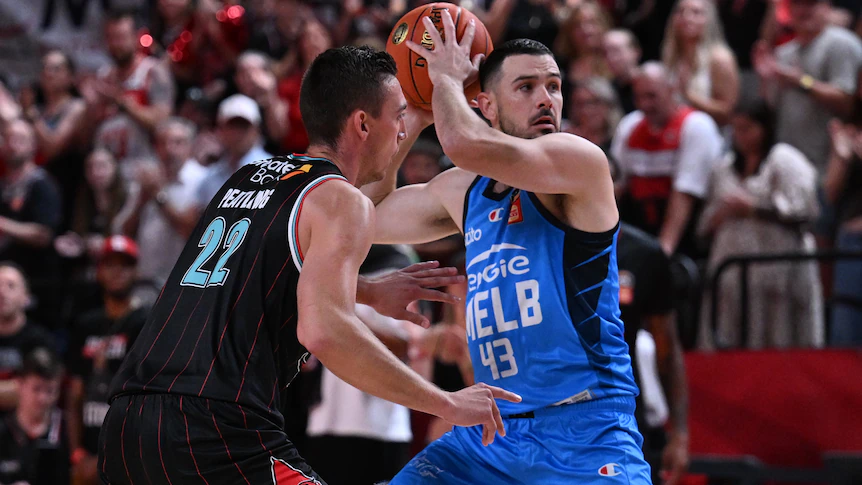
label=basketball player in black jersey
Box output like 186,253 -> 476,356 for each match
98,46 -> 521,485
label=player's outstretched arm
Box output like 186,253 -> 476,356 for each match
296,180 -> 520,444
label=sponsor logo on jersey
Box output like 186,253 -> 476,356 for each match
465,227 -> 482,246
598,463 -> 623,477
508,191 -> 524,224
488,208 -> 505,222
280,164 -> 313,181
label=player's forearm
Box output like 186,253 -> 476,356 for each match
300,311 -> 451,417
432,77 -> 494,166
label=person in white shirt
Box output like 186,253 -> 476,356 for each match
611,61 -> 723,257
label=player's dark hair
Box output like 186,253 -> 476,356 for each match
300,46 -> 398,148
20,347 -> 63,380
479,39 -> 554,91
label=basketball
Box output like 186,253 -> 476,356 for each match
386,2 -> 493,110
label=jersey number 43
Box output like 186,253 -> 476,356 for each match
181,217 -> 251,288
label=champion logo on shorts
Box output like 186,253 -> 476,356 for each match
598,463 -> 623,477
271,457 -> 321,485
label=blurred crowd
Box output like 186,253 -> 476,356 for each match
0,0 -> 860,484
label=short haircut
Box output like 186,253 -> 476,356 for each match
479,39 -> 554,91
299,46 -> 398,148
0,261 -> 29,294
20,347 -> 63,380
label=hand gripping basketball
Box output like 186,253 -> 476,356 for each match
406,9 -> 485,88
443,383 -> 522,446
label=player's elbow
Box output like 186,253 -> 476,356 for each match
296,316 -> 332,355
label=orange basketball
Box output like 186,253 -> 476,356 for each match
386,3 -> 493,110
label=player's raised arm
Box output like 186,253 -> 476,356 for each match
406,12 -> 612,198
295,180 -> 520,444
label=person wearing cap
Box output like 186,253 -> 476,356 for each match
65,235 -> 147,485
193,93 -> 273,209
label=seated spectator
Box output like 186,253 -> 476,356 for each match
697,101 -> 823,350
0,262 -> 55,411
564,77 -> 622,156
661,0 -> 740,126
65,236 -> 147,485
555,1 -> 611,94
117,118 -> 206,298
603,29 -> 642,114
616,223 -> 689,485
234,51 -> 289,150
0,348 -> 69,485
611,62 -> 723,257
55,149 -> 136,280
753,0 -> 862,175
0,119 -> 63,293
194,94 -> 272,208
278,20 -> 333,154
20,50 -> 87,213
824,72 -> 862,345
84,9 -> 175,168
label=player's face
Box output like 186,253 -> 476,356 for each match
0,267 -> 29,319
17,375 -> 61,414
485,55 -> 563,139
363,77 -> 407,184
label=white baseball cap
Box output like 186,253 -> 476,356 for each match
217,94 -> 261,125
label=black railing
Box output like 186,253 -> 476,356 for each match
708,250 -> 862,346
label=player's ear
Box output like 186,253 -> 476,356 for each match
351,110 -> 370,141
476,92 -> 496,124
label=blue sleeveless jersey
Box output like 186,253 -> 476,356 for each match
463,177 -> 638,415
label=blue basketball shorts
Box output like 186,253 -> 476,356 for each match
390,396 -> 652,485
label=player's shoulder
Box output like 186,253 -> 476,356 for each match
302,176 -> 370,219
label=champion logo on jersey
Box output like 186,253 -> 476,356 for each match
598,463 -> 623,477
488,208 -> 505,222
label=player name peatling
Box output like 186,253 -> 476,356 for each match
218,188 -> 275,209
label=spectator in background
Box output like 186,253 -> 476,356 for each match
119,118 -> 206,301
500,0 -> 559,50
698,101 -> 823,350
0,263 -> 55,412
616,222 -> 689,485
85,9 -> 175,168
662,0 -> 740,126
66,236 -> 146,485
753,0 -> 862,175
824,73 -> 862,345
55,149 -> 136,281
0,119 -> 63,291
247,0 -> 312,79
194,94 -> 272,208
19,50 -> 87,214
717,0 -> 770,107
235,51 -> 289,150
603,28 -> 642,114
150,0 -> 207,99
278,20 -> 332,154
0,348 -> 69,485
612,62 -> 723,257
399,139 -> 444,186
564,77 -> 622,156
555,1 -> 611,89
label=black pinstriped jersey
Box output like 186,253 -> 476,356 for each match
110,155 -> 347,429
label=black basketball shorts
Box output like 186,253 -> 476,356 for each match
98,393 -> 325,485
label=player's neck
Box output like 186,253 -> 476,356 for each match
305,144 -> 360,185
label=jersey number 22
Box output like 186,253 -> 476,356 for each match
181,217 -> 251,287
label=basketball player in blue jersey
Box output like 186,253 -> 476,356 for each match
363,13 -> 653,484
